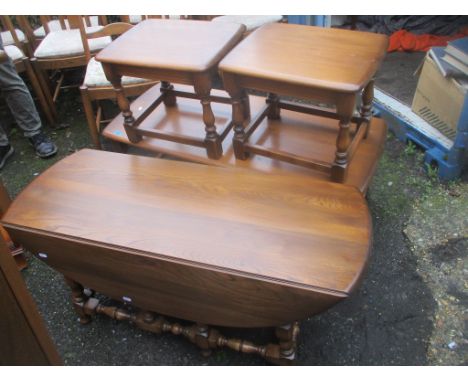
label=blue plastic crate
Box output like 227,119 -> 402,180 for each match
373,88 -> 468,180
287,16 -> 329,27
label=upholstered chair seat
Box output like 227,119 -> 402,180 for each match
34,28 -> 111,59
4,44 -> 25,61
84,57 -> 150,88
0,28 -> 27,46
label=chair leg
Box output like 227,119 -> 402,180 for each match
52,71 -> 65,103
30,58 -> 55,117
80,85 -> 102,149
22,58 -> 56,127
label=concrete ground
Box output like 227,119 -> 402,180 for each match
0,52 -> 466,365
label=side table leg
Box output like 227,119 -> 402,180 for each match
360,79 -> 374,138
331,94 -> 356,183
266,93 -> 281,120
232,95 -> 249,160
241,90 -> 251,120
101,64 -> 141,144
221,72 -> 249,159
194,73 -> 222,159
63,276 -> 92,324
161,81 -> 177,107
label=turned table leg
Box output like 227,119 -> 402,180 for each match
101,64 -> 141,144
241,89 -> 251,120
331,94 -> 356,183
231,92 -> 249,160
360,79 -> 374,138
61,291 -> 301,365
274,322 -> 300,365
63,276 -> 92,324
161,81 -> 177,107
194,73 -> 222,159
195,323 -> 213,357
266,93 -> 281,120
221,73 -> 249,160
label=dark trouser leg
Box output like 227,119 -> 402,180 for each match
0,40 -> 42,144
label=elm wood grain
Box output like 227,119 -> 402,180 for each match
102,84 -> 387,194
96,19 -> 245,73
218,23 -> 389,182
219,23 -> 388,93
7,231 -> 344,328
96,19 -> 245,159
2,149 -> 371,328
0,228 -> 61,365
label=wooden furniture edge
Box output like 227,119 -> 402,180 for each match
0,230 -> 62,365
2,222 -> 354,299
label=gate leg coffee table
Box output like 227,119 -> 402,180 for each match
219,23 -> 388,182
2,149 -> 372,364
96,19 -> 246,159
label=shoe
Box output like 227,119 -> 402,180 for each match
0,144 -> 14,170
28,132 -> 57,158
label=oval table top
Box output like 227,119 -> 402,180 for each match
2,149 -> 372,297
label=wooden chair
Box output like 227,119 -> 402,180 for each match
120,15 -> 191,24
0,16 -> 31,56
73,16 -> 158,149
0,16 -> 56,126
33,16 -> 104,44
30,15 -> 111,108
16,16 -> 105,53
120,15 -> 144,24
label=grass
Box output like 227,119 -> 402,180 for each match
368,132 -> 450,220
426,163 -> 439,182
404,140 -> 417,156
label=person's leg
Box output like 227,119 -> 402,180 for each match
0,119 -> 14,169
0,47 -> 14,169
0,43 -> 42,138
0,39 -> 57,158
0,120 -> 9,146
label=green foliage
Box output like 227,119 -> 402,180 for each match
404,140 -> 417,156
426,163 -> 439,182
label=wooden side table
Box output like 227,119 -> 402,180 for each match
102,84 -> 388,194
96,19 -> 245,159
219,23 -> 388,182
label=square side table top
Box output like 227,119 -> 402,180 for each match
96,19 -> 246,72
219,23 -> 389,93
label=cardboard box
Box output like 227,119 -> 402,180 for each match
411,55 -> 467,141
